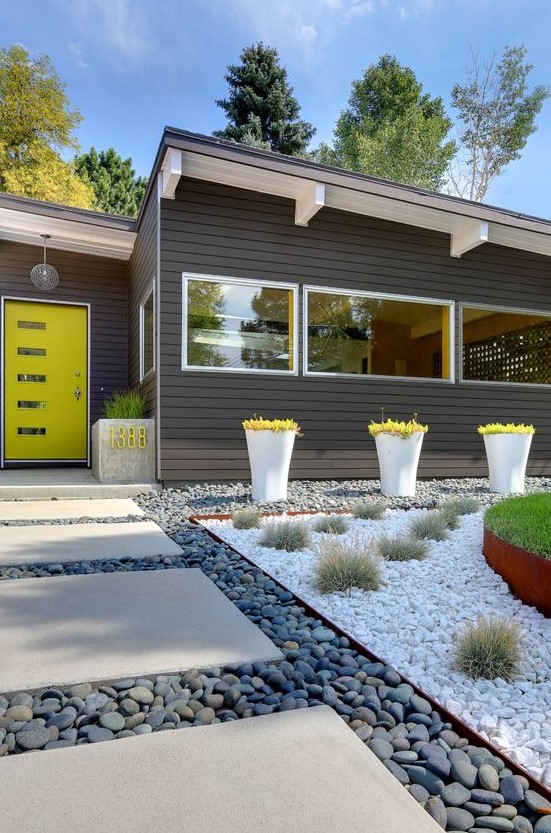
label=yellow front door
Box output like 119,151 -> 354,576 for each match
4,300 -> 88,462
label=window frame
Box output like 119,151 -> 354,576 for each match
460,301 -> 551,388
139,282 -> 155,381
303,285 -> 455,383
182,273 -> 299,375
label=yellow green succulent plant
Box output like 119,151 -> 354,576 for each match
242,415 -> 302,434
477,423 -> 535,435
368,418 -> 428,438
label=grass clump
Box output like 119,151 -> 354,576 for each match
441,497 -> 480,516
103,389 -> 146,419
439,504 -> 461,530
349,501 -> 386,521
377,534 -> 429,562
484,493 -> 551,559
258,519 -> 311,552
313,535 -> 382,594
453,616 -> 521,680
313,514 -> 350,535
232,507 -> 262,529
410,511 -> 449,541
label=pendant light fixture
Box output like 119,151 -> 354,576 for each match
30,234 -> 59,291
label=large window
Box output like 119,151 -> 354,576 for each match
462,305 -> 551,385
305,288 -> 453,380
183,274 -> 298,373
140,285 -> 155,379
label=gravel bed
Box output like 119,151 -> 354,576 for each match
0,477 -> 550,833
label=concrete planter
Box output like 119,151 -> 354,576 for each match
92,419 -> 155,484
245,429 -> 296,501
483,527 -> 551,617
374,433 -> 424,497
483,433 -> 533,494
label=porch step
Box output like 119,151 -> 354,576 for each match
0,568 -> 283,693
0,707 -> 442,833
0,498 -> 144,521
0,521 -> 181,567
0,468 -> 158,500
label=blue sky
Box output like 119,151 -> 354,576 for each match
2,0 -> 551,217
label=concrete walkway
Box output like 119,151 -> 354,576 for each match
0,497 -> 144,521
0,568 -> 283,693
0,707 -> 442,833
0,468 -> 158,499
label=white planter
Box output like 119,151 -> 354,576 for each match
245,429 -> 296,501
483,433 -> 533,494
374,432 -> 425,497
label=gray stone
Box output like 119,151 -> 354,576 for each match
464,802 -> 493,816
5,705 -> 33,722
451,758 -> 478,789
426,755 -> 451,779
524,791 -> 551,814
534,820 -> 551,833
68,683 -> 93,699
410,694 -> 432,715
119,698 -> 140,717
125,714 -> 145,730
445,807 -> 475,831
407,766 -> 444,796
311,626 -> 336,642
392,750 -> 418,765
475,818 -> 514,831
424,797 -> 447,829
86,726 -> 114,743
15,726 -> 51,750
441,782 -> 472,807
499,776 -> 525,805
46,709 -> 77,731
478,764 -> 501,792
99,712 -> 126,732
127,687 -> 154,706
9,693 -> 33,708
383,759 -> 409,786
194,707 -> 215,724
512,818 -> 533,833
409,784 -> 430,803
471,789 -> 505,807
368,738 -> 394,761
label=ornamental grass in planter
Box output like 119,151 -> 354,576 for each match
478,423 -> 535,494
92,389 -> 154,485
368,415 -> 428,497
242,416 -> 302,502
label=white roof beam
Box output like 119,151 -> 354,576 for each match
295,182 -> 325,226
160,148 -> 182,199
450,219 -> 489,258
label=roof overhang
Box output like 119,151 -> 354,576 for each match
158,134 -> 551,262
0,197 -> 136,260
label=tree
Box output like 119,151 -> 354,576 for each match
318,55 -> 455,190
449,46 -> 550,202
214,42 -> 315,155
0,45 -> 92,208
74,147 -> 148,216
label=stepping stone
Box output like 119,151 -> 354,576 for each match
0,521 -> 181,566
0,707 -> 443,833
0,498 -> 144,521
0,568 -> 283,693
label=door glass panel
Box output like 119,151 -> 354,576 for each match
17,347 -> 46,356
17,401 -> 47,409
17,321 -> 46,329
18,374 -> 46,382
17,427 -> 46,435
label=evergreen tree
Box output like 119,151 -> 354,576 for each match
74,147 -> 148,216
214,42 -> 315,155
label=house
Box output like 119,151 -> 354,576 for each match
1,127 -> 550,483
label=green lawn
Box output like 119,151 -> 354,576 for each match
484,492 -> 551,559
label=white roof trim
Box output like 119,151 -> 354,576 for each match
0,206 -> 136,260
160,147 -> 182,200
450,220 -> 489,258
295,182 -> 325,226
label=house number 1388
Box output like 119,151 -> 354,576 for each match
109,425 -> 147,449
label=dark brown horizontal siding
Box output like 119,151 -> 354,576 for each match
128,191 -> 158,418
0,241 -> 128,428
158,178 -> 551,483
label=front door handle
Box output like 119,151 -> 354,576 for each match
74,386 -> 81,401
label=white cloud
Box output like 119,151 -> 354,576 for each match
61,0 -> 152,62
397,0 -> 434,20
69,42 -> 89,70
300,25 -> 319,45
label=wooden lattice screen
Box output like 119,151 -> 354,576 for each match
463,320 -> 551,384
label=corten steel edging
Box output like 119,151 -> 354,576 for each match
190,513 -> 551,800
483,528 -> 551,617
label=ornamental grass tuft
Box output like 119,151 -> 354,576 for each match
231,507 -> 262,530
103,389 -> 146,419
441,496 -> 480,516
409,511 -> 449,541
258,519 -> 311,552
349,501 -> 386,521
313,534 -> 382,594
439,504 -> 462,530
377,534 -> 429,562
313,514 -> 350,535
453,616 -> 521,680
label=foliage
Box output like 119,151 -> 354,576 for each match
440,497 -> 480,516
214,42 -> 315,155
438,504 -> 461,530
377,534 -> 429,561
0,45 -> 93,207
453,616 -> 520,680
349,501 -> 386,521
103,389 -> 146,419
313,534 -> 382,594
449,45 -> 550,202
258,519 -> 311,551
74,147 -> 148,217
313,514 -> 350,535
242,416 -> 302,434
368,417 -> 428,438
409,511 -> 449,541
232,507 -> 262,529
318,55 -> 455,189
478,422 -> 535,435
484,493 -> 551,558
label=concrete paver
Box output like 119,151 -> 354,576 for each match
0,567 -> 283,693
0,468 -> 158,499
0,707 -> 442,833
0,520 -> 181,566
0,498 -> 144,521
